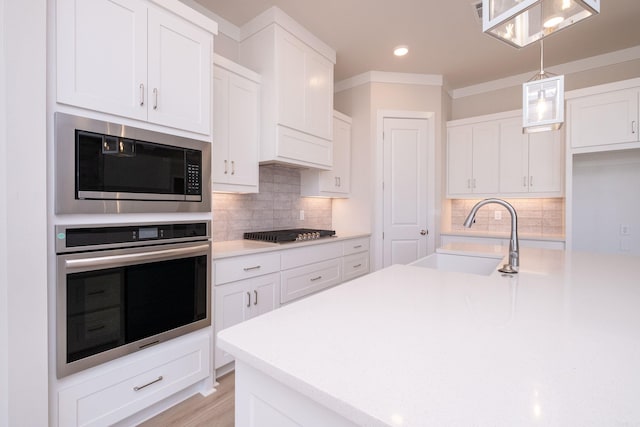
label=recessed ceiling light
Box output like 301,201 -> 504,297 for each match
393,45 -> 409,56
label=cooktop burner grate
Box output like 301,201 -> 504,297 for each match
243,228 -> 336,243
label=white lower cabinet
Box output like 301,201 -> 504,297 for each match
213,236 -> 370,371
58,332 -> 210,427
214,272 -> 280,369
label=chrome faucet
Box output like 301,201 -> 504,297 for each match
463,198 -> 519,274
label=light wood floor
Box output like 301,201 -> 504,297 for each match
140,372 -> 235,427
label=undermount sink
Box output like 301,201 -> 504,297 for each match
409,252 -> 503,276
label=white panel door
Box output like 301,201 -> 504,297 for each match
147,7 -> 212,134
212,66 -> 231,184
383,118 -> 429,267
56,0 -> 147,120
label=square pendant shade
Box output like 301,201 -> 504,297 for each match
483,0 -> 599,48
522,74 -> 564,133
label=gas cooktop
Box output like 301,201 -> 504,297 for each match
243,228 -> 336,243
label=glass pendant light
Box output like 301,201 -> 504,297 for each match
482,0 -> 599,48
522,40 -> 564,133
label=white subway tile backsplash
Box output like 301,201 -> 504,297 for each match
449,198 -> 565,237
212,165 -> 332,241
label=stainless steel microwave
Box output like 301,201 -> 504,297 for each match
54,113 -> 211,214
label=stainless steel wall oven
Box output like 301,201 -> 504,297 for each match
55,221 -> 211,378
54,113 -> 211,214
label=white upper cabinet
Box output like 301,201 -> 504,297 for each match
146,7 -> 212,134
57,0 -> 148,121
239,8 -> 336,169
213,55 -> 260,193
447,110 -> 564,198
499,118 -> 563,195
57,0 -> 215,137
300,111 -> 352,197
568,86 -> 640,151
447,122 -> 500,196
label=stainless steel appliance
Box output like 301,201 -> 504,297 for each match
55,221 -> 211,378
54,112 -> 211,214
244,228 -> 336,243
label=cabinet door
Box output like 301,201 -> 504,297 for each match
147,7 -> 212,135
499,119 -> 529,194
227,72 -> 260,188
276,27 -> 332,141
57,0 -> 147,120
214,282 -> 251,369
305,53 -> 334,141
214,273 -> 280,369
276,28 -> 306,131
471,123 -> 500,194
447,126 -> 473,196
528,130 -> 563,193
319,116 -> 351,194
212,66 -> 231,184
569,89 -> 639,148
248,273 -> 280,318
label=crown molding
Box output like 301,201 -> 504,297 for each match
335,71 -> 444,93
450,45 -> 640,99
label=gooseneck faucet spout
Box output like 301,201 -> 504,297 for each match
463,198 -> 519,274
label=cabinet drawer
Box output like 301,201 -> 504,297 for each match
281,258 -> 341,304
342,252 -> 370,282
59,333 -> 210,427
215,252 -> 281,285
342,237 -> 370,256
281,241 -> 342,270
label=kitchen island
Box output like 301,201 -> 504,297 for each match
217,247 -> 640,426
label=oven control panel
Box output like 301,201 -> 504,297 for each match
55,221 -> 210,253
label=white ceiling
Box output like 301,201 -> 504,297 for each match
194,0 -> 640,90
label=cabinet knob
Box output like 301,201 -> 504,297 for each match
420,229 -> 428,236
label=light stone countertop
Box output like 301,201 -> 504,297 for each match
218,247 -> 640,426
212,232 -> 371,259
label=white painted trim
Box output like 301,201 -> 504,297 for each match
565,76 -> 640,100
451,45 -> 640,99
239,6 -> 336,63
152,0 -> 218,34
447,109 -> 521,127
333,109 -> 352,124
213,53 -> 261,83
335,71 -> 444,93
374,110 -> 436,271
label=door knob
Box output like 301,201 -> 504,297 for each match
420,229 -> 428,236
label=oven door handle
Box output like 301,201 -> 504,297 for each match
64,244 -> 210,270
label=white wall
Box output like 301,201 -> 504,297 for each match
572,149 -> 640,255
0,0 -> 49,425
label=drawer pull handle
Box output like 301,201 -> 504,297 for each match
224,160 -> 228,174
243,265 -> 261,271
353,263 -> 362,268
247,292 -> 251,308
310,276 -> 322,282
254,290 -> 258,305
134,376 -> 163,391
353,245 -> 362,249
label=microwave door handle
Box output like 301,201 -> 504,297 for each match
64,244 -> 210,271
